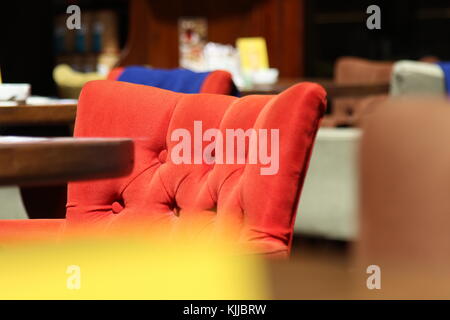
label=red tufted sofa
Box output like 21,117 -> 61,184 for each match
0,80 -> 326,257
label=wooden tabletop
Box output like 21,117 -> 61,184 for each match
0,137 -> 134,186
0,104 -> 77,126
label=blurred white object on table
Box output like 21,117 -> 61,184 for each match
0,84 -> 31,103
203,42 -> 244,87
248,68 -> 279,85
25,96 -> 77,105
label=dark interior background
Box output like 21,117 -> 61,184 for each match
305,0 -> 450,76
0,0 -> 128,96
0,0 -> 449,95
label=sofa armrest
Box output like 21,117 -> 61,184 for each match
0,219 -> 64,243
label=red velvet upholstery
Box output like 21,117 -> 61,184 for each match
199,70 -> 234,94
1,80 -> 326,256
65,80 -> 326,255
107,67 -> 125,81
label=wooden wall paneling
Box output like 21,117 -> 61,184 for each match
119,0 -> 305,77
279,0 -> 304,77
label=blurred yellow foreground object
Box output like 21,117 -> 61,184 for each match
0,236 -> 268,300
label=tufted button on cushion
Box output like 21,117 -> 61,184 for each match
112,201 -> 124,214
65,80 -> 327,256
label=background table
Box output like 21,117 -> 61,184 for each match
0,137 -> 133,186
240,78 -> 390,97
0,104 -> 77,126
0,81 -> 390,127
